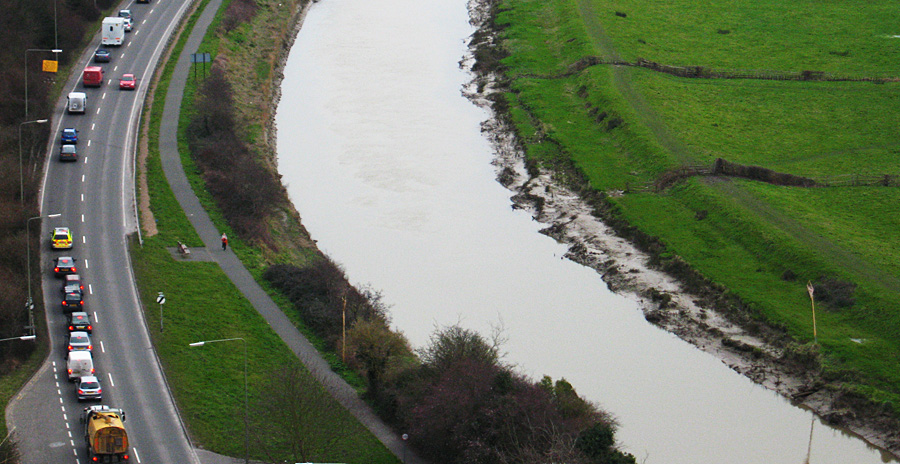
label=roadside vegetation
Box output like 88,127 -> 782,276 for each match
482,0 -> 900,442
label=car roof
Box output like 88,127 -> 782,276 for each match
71,311 -> 89,318
54,227 -> 70,233
68,350 -> 91,360
79,375 -> 99,383
63,128 -> 76,132
61,145 -> 76,152
58,256 -> 75,263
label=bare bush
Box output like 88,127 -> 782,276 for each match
187,66 -> 283,241
222,0 -> 259,33
263,260 -> 387,344
252,364 -> 344,463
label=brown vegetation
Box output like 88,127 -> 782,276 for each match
186,65 -> 284,242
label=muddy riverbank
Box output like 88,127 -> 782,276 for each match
464,0 -> 899,456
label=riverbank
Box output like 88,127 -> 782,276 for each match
465,0 -> 899,456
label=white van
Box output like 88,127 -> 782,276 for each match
67,92 -> 86,114
101,17 -> 126,46
67,351 -> 94,381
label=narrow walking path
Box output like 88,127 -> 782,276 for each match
155,1 -> 423,462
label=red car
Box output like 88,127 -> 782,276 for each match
119,74 -> 136,90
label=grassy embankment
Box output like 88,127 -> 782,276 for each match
131,0 -> 395,461
493,0 -> 900,412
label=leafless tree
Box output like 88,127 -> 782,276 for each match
251,364 -> 344,463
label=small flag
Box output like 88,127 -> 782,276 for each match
42,60 -> 58,73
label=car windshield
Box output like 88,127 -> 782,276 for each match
61,146 -> 75,153
65,293 -> 81,301
54,233 -> 67,240
71,335 -> 88,343
80,381 -> 99,389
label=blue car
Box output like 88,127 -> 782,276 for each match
61,128 -> 78,144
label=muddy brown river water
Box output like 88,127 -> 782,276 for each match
274,0 -> 897,462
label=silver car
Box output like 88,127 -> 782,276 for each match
76,375 -> 102,401
67,331 -> 92,352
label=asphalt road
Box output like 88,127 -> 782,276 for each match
7,1 -> 202,462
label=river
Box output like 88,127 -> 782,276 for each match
274,0 -> 896,462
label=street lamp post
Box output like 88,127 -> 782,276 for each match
189,338 -> 248,464
24,48 -> 63,119
0,335 -> 36,343
19,119 -> 49,206
26,213 -> 60,336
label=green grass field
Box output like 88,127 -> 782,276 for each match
494,0 -> 900,412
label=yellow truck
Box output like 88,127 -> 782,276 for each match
81,405 -> 130,462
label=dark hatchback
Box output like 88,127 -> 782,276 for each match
94,49 -> 110,63
53,257 -> 77,276
59,144 -> 77,162
62,292 -> 84,312
68,312 -> 93,333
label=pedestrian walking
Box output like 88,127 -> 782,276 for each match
221,233 -> 228,250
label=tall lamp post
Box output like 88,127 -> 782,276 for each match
19,119 -> 49,206
27,213 -> 60,336
189,338 -> 248,464
24,48 -> 63,119
0,335 -> 36,343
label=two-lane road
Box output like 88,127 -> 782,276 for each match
8,1 -> 201,462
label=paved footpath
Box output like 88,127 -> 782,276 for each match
158,0 -> 424,463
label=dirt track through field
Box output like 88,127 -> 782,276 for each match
575,0 -> 694,165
